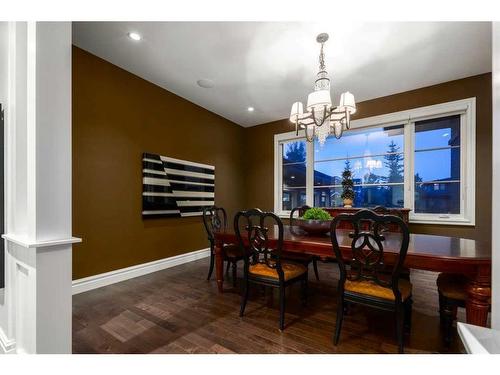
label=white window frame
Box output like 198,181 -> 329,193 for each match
274,97 -> 476,225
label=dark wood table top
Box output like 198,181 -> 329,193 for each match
215,225 -> 491,267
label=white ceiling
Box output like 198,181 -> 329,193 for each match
72,22 -> 492,127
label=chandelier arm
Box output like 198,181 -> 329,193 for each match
345,109 -> 351,129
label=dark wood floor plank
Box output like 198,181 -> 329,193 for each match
73,258 -> 466,354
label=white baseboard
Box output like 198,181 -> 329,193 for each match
72,247 -> 210,295
0,327 -> 16,354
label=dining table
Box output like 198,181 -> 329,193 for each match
213,224 -> 492,327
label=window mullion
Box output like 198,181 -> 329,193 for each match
404,121 -> 414,211
306,141 -> 314,207
460,113 -> 466,217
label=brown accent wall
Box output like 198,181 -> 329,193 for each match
243,73 -> 492,240
72,47 -> 245,279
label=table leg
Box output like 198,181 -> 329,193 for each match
215,239 -> 224,293
465,266 -> 491,327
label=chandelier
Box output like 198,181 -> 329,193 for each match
289,33 -> 356,146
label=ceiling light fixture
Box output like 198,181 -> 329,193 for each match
247,107 -> 255,112
197,79 -> 215,88
290,33 -> 356,146
127,32 -> 142,41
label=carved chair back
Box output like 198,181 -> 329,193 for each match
372,205 -> 390,214
289,205 -> 311,225
330,209 -> 410,301
370,206 -> 405,233
202,206 -> 228,244
234,208 -> 285,282
372,205 -> 404,219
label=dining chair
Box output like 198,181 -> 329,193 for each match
330,209 -> 413,353
235,208 -> 308,331
202,206 -> 245,286
288,205 -> 320,280
436,272 -> 491,347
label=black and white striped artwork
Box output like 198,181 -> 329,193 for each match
142,152 -> 215,217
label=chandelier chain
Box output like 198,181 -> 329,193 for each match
319,43 -> 325,71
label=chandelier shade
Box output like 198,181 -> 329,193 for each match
289,33 -> 355,145
289,102 -> 304,122
306,90 -> 332,112
339,91 -> 356,114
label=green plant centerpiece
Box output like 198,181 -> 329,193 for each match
301,207 -> 332,221
341,160 -> 355,207
296,207 -> 332,236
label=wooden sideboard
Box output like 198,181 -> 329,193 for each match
291,207 -> 411,232
322,207 -> 410,224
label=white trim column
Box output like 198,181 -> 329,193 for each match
492,22 -> 500,330
0,21 -> 79,354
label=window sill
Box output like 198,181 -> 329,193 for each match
279,212 -> 474,226
409,217 -> 475,226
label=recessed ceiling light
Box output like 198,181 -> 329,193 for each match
197,79 -> 215,89
127,32 -> 142,41
247,107 -> 255,112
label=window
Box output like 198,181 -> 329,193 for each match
274,98 -> 476,225
414,115 -> 461,215
281,140 -> 307,211
313,125 -> 405,209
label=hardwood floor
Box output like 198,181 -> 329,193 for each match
72,258 -> 466,354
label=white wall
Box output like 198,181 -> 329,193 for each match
492,22 -> 500,330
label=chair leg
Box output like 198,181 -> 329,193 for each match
438,291 -> 445,325
312,258 -> 320,281
206,245 -> 215,280
334,296 -> 344,345
395,303 -> 404,354
300,276 -> 308,306
404,297 -> 413,333
232,262 -> 237,287
343,301 -> 351,315
225,260 -> 231,275
441,297 -> 457,347
239,279 -> 249,317
279,286 -> 286,331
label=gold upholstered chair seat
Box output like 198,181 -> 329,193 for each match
344,278 -> 412,301
249,261 -> 307,281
